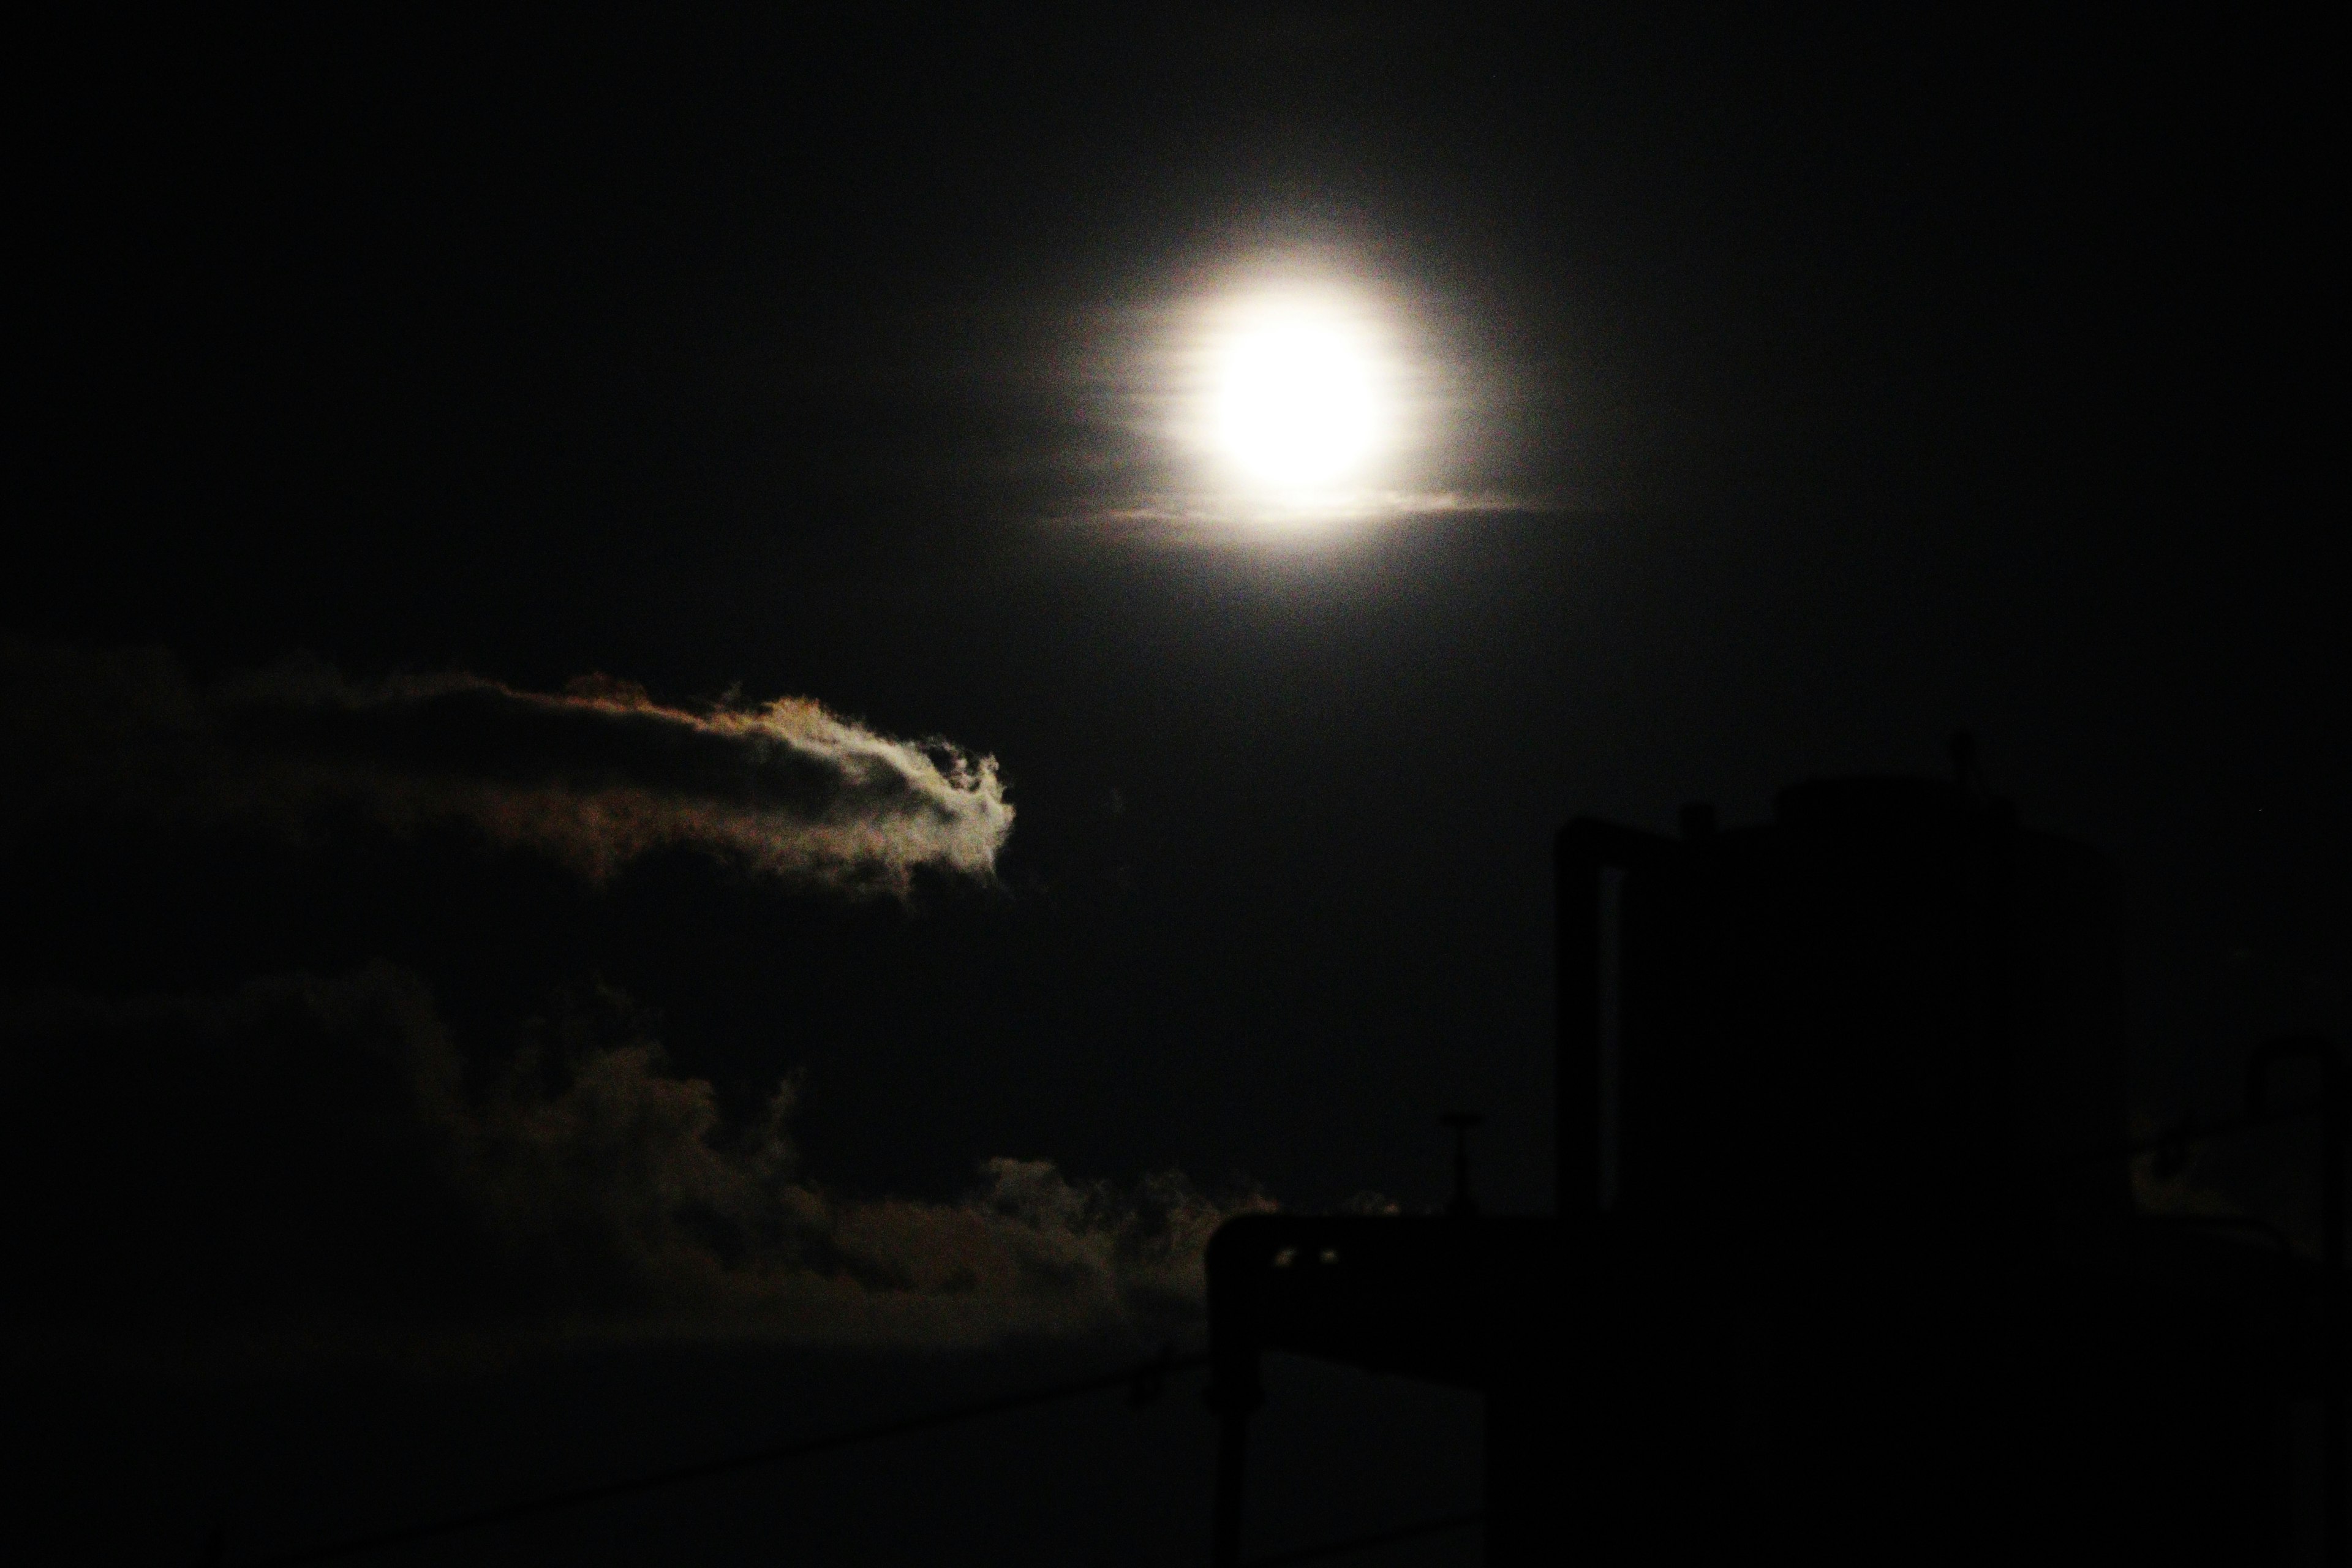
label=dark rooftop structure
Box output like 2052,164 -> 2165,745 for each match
1208,761 -> 2343,1565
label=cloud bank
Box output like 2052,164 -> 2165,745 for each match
1,966 -> 1267,1357
0,643 -> 1011,894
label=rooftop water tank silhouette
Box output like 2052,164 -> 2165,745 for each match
1208,769 -> 2340,1566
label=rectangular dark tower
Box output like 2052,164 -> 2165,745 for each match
1550,777 -> 2312,1564
1211,775 -> 2334,1566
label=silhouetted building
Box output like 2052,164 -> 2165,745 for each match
1210,772 -> 2342,1566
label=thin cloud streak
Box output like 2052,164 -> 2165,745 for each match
1,644 -> 1012,895
1060,487 -> 1573,547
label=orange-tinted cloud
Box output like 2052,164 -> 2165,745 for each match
0,643 -> 1011,895
1,966 -> 1267,1359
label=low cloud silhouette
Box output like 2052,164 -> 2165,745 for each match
1,966 -> 1267,1359
0,643 -> 1012,894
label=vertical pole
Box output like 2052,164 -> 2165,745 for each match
1444,1112 -> 1483,1218
2319,1044 -> 2345,1568
2249,1036 -> 2345,1567
1482,1388 -> 1512,1566
1556,821 -> 1665,1219
1555,825 -> 1600,1220
1205,1219 -> 1262,1568
1597,864 -> 1625,1214
1211,1405 -> 1250,1568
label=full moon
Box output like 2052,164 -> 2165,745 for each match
1209,296 -> 1391,490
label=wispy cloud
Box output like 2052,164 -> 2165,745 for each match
0,643 -> 1011,894
1071,486 -> 1567,545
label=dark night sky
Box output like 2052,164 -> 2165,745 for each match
4,9 -> 2342,1564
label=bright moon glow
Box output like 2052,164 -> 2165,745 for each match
1209,298 -> 1391,490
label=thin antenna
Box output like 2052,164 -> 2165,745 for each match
1949,729 -> 1982,797
1441,1112 -> 1483,1217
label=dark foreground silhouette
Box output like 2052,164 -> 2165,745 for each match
1210,765 -> 2343,1566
